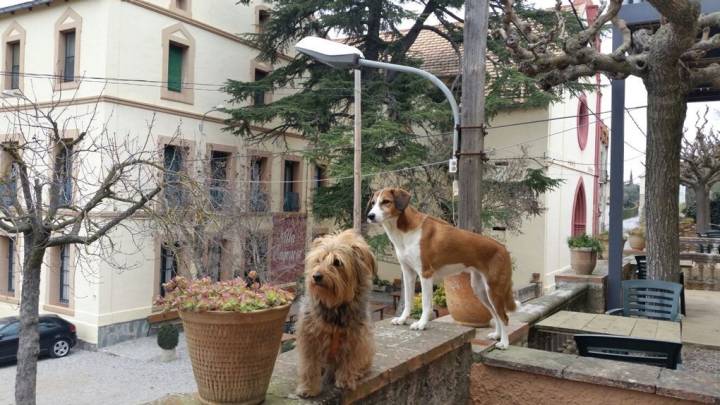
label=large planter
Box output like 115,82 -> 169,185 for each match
628,234 -> 646,251
443,273 -> 491,327
570,248 -> 597,275
598,236 -> 627,259
180,304 -> 291,405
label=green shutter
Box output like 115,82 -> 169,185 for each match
168,44 -> 183,92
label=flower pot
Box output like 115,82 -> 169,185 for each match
598,237 -> 626,259
628,235 -> 645,251
443,273 -> 491,327
180,304 -> 291,405
570,248 -> 597,275
160,348 -> 177,363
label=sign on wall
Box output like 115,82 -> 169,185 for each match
268,214 -> 307,285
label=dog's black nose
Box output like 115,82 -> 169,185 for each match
367,213 -> 376,221
312,273 -> 323,282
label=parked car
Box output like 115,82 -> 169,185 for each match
0,315 -> 77,362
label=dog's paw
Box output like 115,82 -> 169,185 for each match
410,320 -> 428,330
495,340 -> 509,350
391,316 -> 408,325
335,378 -> 358,391
295,386 -> 322,398
487,331 -> 500,340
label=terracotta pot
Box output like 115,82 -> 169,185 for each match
628,235 -> 646,251
443,273 -> 491,327
570,248 -> 597,275
180,304 -> 290,405
598,237 -> 626,259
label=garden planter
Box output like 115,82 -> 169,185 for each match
598,236 -> 626,259
443,273 -> 491,327
628,235 -> 645,251
180,304 -> 291,405
160,348 -> 177,362
570,248 -> 597,275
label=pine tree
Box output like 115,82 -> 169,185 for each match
226,0 -> 585,234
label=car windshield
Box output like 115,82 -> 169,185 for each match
0,318 -> 14,331
0,320 -> 19,335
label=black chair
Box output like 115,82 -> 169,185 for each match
574,334 -> 682,369
634,255 -> 647,279
606,280 -> 682,322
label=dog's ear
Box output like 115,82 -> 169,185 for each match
392,188 -> 411,211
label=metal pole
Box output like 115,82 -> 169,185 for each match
353,68 -> 362,232
608,26 -> 626,310
358,59 -> 460,168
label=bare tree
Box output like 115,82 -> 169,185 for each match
680,107 -> 720,233
0,86 -> 163,405
498,0 -> 720,281
151,147 -> 272,285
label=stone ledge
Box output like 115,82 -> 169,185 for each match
148,319 -> 475,405
512,284 -> 587,324
480,346 -> 720,404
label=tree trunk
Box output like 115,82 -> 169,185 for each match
695,185 -> 711,234
15,234 -> 48,405
644,80 -> 688,283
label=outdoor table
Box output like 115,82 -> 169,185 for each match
532,310 -> 682,353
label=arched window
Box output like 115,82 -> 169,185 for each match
577,94 -> 589,150
572,179 -> 587,236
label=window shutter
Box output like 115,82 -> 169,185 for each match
168,44 -> 184,92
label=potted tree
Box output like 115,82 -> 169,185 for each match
628,227 -> 646,251
567,233 -> 602,275
156,276 -> 294,405
157,324 -> 179,362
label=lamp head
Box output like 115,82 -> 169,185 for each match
295,36 -> 364,68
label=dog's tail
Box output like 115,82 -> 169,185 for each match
505,286 -> 520,313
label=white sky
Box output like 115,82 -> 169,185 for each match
0,0 -> 29,7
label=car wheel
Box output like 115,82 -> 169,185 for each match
50,338 -> 71,358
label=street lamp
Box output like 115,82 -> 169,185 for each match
199,104 -> 226,135
295,36 -> 460,231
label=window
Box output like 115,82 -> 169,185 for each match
0,159 -> 18,208
170,0 -> 191,15
7,42 -> 19,90
159,245 -> 177,297
249,156 -> 268,212
163,145 -> 185,207
60,30 -> 75,83
314,165 -> 327,189
209,151 -> 230,209
7,239 -> 13,294
253,69 -> 268,106
176,0 -> 188,10
54,8 -> 81,90
283,160 -> 300,212
207,238 -> 224,281
59,246 -> 70,304
577,94 -> 589,151
244,233 -> 268,277
161,24 -> 195,104
257,9 -> 270,33
0,321 -> 18,336
572,179 -> 587,236
57,144 -> 73,206
2,22 -> 25,91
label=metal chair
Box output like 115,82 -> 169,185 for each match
634,255 -> 647,279
574,334 -> 682,369
606,280 -> 682,322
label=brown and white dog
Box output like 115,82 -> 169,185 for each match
367,188 -> 517,348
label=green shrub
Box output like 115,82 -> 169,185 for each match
432,285 -> 446,308
567,233 -> 602,253
157,324 -> 179,350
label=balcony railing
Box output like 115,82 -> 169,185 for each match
283,191 -> 299,212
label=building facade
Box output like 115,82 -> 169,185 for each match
0,0 -> 319,347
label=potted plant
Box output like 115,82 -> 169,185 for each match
155,276 -> 294,405
567,233 -> 602,275
157,323 -> 179,362
628,227 -> 646,250
443,273 -> 491,327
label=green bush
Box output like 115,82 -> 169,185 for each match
157,324 -> 179,350
567,233 -> 602,253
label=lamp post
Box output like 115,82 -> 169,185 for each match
295,36 -> 460,232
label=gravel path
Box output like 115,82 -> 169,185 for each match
0,333 -> 196,405
681,344 -> 720,375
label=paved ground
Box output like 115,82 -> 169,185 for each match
683,289 -> 720,348
0,333 -> 196,405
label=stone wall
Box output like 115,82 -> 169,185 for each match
473,346 -> 720,404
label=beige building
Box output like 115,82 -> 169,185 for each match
0,0 -> 321,347
375,1 -> 610,293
